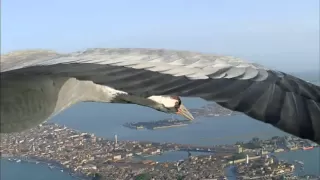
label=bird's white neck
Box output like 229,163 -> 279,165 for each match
147,95 -> 177,108
75,79 -> 128,103
50,77 -> 129,118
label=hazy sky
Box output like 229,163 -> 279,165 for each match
2,0 -> 319,72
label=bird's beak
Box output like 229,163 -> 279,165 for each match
176,104 -> 194,121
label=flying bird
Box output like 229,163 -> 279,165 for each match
1,48 -> 319,144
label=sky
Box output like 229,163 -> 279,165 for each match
2,0 -> 319,72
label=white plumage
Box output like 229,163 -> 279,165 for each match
1,48 -> 319,144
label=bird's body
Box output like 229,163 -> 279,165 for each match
1,48 -> 319,144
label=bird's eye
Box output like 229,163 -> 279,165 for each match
174,101 -> 179,108
172,97 -> 181,109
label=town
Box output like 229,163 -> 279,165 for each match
1,123 -> 319,180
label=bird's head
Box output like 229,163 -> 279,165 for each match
148,95 -> 194,121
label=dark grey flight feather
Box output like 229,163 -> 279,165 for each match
1,48 -> 320,144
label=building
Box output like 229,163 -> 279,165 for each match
82,164 -> 97,170
236,145 -> 243,153
113,154 -> 121,160
125,153 -> 133,158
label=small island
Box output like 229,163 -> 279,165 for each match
123,118 -> 191,130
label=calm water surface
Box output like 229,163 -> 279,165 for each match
0,159 -> 76,180
51,99 -> 288,145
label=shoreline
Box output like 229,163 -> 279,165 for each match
1,155 -> 90,180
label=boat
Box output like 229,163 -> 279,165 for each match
136,126 -> 144,129
302,146 -> 314,150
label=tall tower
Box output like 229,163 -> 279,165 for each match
246,154 -> 249,164
115,134 -> 118,146
32,142 -> 34,152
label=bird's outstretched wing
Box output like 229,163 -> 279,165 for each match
2,48 -> 320,144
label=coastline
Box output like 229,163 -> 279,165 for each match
151,123 -> 188,129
